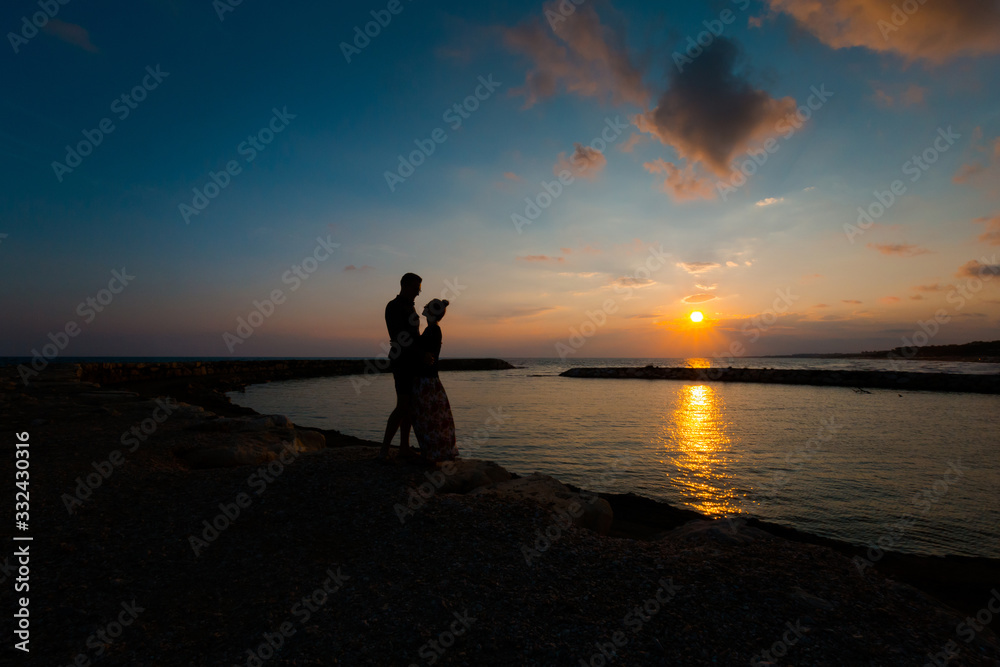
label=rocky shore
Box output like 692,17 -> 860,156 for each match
561,366 -> 1000,394
4,361 -> 1000,665
76,358 -> 516,387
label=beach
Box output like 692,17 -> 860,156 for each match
5,360 -> 1000,666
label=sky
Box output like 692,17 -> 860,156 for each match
2,0 -> 999,360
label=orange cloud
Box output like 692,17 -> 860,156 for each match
975,215 -> 1000,245
620,133 -> 644,153
677,261 -> 720,275
766,0 -> 1000,63
842,299 -> 863,304
956,260 -> 1000,279
518,255 -> 565,263
643,159 -> 715,201
503,2 -> 648,109
683,293 -> 717,304
867,243 -> 931,257
871,82 -> 927,108
43,19 -> 98,53
503,171 -> 523,183
953,163 -> 985,184
613,276 -> 655,289
555,143 -> 607,180
878,296 -> 901,304
913,283 -> 947,292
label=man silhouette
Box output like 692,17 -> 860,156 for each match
380,272 -> 422,459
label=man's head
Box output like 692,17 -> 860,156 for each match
400,272 -> 422,299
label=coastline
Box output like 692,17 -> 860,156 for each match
5,361 -> 1000,665
561,366 -> 1000,393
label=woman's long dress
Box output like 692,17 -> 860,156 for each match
410,324 -> 458,461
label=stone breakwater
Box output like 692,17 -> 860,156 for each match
560,366 -> 1000,394
77,358 -> 515,387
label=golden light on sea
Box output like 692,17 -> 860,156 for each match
660,384 -> 741,516
690,311 -> 704,323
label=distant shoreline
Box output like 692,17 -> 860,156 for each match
561,366 -> 1000,393
763,353 -> 1000,363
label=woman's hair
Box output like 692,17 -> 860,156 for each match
425,298 -> 449,320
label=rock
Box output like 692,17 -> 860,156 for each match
175,422 -> 323,469
661,518 -> 772,545
291,429 -> 326,453
190,414 -> 292,432
472,473 -> 613,535
789,586 -> 835,610
436,460 -> 512,494
178,445 -> 277,469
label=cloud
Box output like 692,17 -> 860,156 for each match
518,255 -> 565,263
683,293 -> 718,304
726,261 -> 739,267
878,296 -> 901,304
613,276 -> 655,288
953,162 -> 985,184
634,38 -> 797,176
555,143 -> 607,180
695,283 -> 717,291
43,19 -> 99,53
755,197 -> 785,207
975,215 -> 1000,245
677,261 -> 720,275
489,306 -> 557,321
503,2 -> 648,109
842,299 -> 863,304
620,133 -> 644,153
766,0 -> 1000,63
343,265 -> 374,272
558,271 -> 601,278
643,159 -> 715,201
913,283 -> 947,292
867,243 -> 931,257
870,82 -> 928,108
956,260 -> 1000,279
503,171 -> 523,183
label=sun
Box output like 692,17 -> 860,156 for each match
690,311 -> 704,323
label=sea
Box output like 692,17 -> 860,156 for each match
223,357 -> 1000,559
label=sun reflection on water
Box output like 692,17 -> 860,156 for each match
661,384 -> 742,516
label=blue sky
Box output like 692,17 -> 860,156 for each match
2,0 -> 999,359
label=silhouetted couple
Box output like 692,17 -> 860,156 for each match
380,273 -> 458,463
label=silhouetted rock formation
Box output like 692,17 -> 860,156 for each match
78,358 -> 515,386
561,366 -> 1000,393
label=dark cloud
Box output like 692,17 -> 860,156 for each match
635,38 -> 796,176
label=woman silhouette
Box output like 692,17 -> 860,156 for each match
410,299 -> 458,462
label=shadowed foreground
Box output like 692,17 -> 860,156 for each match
4,364 -> 1000,666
